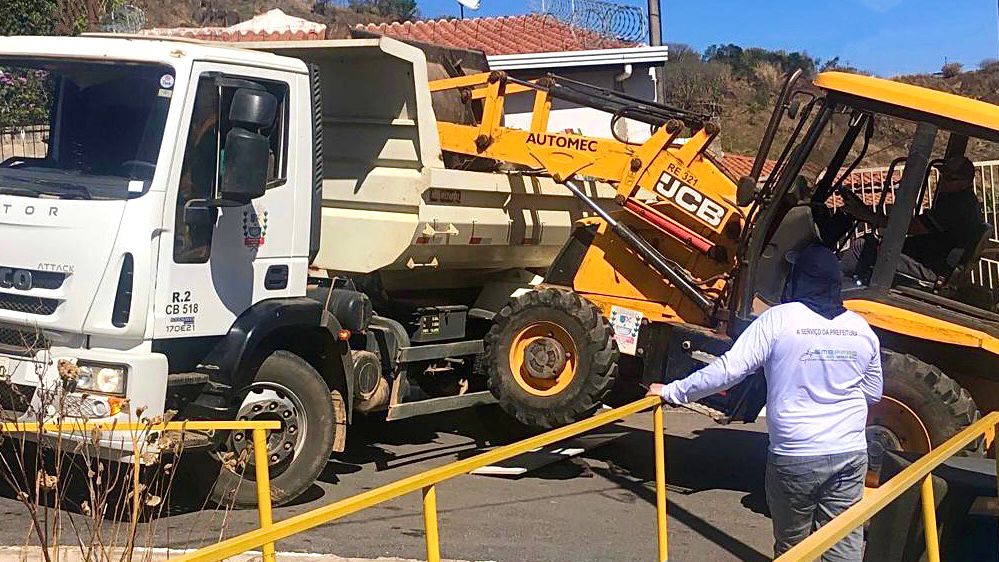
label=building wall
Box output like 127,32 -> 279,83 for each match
501,66 -> 658,144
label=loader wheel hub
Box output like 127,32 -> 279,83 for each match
509,321 -> 578,397
524,338 -> 567,379
864,396 -> 931,487
867,396 -> 932,454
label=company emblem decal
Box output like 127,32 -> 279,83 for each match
243,208 -> 268,248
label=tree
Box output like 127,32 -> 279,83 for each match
663,56 -> 730,117
703,43 -> 819,78
979,58 -> 999,71
941,61 -> 963,79
0,0 -> 120,36
819,56 -> 871,75
347,0 -> 418,21
666,43 -> 699,64
0,0 -> 58,36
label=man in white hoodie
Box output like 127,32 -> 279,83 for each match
648,244 -> 882,561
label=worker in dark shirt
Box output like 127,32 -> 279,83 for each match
840,156 -> 983,283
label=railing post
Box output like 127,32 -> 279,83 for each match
252,427 -> 277,562
653,402 -> 668,562
423,484 -> 442,562
920,475 -> 940,562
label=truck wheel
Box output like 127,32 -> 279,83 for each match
484,287 -> 618,429
209,350 -> 338,507
867,350 -> 982,479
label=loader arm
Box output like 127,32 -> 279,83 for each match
430,71 -> 747,317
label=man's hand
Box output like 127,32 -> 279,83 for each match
840,189 -> 870,218
646,383 -> 666,399
647,383 -> 681,406
841,190 -> 888,227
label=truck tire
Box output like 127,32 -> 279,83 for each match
208,350 -> 338,507
484,287 -> 618,429
867,350 -> 983,467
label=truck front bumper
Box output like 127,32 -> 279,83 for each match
0,346 -> 170,460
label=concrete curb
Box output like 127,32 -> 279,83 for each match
0,547 -> 481,561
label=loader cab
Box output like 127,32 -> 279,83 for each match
736,72 -> 999,336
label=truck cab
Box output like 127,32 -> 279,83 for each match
0,35 -> 341,505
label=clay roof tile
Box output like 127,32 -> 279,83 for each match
355,14 -> 635,55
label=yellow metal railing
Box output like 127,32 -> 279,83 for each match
172,396 -> 669,562
778,411 -> 999,562
0,420 -> 282,562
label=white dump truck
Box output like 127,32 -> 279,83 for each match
0,35 -> 616,505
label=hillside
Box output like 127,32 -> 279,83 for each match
664,44 -> 999,164
13,0 -> 996,165
130,0 -> 396,31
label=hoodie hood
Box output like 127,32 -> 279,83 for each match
782,244 -> 847,320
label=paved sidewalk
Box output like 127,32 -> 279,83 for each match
0,547 -> 481,562
0,407 -> 772,561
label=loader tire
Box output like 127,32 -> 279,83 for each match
867,349 -> 983,469
207,351 -> 338,508
484,287 -> 618,430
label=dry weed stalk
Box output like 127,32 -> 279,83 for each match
0,326 -> 246,561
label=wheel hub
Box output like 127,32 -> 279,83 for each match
230,383 -> 306,466
866,424 -> 902,463
509,321 -> 579,397
524,337 -> 568,380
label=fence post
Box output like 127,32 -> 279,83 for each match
920,475 -> 940,562
252,428 -> 277,562
653,403 -> 668,562
423,484 -> 442,562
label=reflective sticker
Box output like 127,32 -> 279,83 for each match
160,74 -> 174,89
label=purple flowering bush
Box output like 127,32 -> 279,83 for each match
0,67 -> 52,130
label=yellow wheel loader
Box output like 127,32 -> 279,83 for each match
431,69 -> 998,467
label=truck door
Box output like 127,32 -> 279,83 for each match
154,63 -> 306,340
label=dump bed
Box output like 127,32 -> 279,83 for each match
246,38 -> 616,291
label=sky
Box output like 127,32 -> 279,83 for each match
416,0 -> 999,76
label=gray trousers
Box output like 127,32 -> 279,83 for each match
766,450 -> 867,561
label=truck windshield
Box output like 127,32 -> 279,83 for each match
0,58 -> 174,200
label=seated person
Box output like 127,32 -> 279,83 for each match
840,156 -> 982,284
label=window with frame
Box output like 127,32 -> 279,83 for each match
173,74 -> 289,263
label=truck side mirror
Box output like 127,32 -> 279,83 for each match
219,89 -> 277,204
737,176 -> 759,207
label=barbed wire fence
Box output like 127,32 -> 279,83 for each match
97,4 -> 146,33
532,0 -> 648,43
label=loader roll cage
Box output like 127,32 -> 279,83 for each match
734,72 -> 999,333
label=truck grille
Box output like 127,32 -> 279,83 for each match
0,266 -> 66,290
0,325 -> 48,356
0,293 -> 59,316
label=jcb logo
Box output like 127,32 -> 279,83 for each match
655,173 -> 726,228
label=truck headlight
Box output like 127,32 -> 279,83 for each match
75,362 -> 127,396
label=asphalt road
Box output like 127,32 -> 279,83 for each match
0,406 -> 775,562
